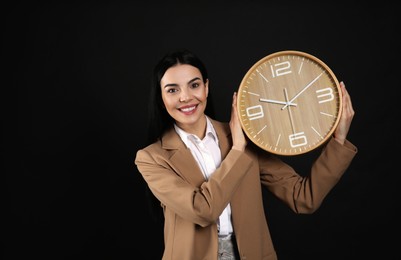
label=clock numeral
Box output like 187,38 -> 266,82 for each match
270,61 -> 292,78
246,105 -> 264,120
316,87 -> 334,103
289,132 -> 307,148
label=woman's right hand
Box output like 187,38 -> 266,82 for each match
230,92 -> 247,151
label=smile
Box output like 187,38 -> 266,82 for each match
179,105 -> 197,113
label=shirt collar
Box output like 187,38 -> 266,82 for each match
174,116 -> 218,148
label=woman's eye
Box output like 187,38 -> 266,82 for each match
167,88 -> 178,93
191,83 -> 200,88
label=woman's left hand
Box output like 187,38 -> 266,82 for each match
334,81 -> 355,145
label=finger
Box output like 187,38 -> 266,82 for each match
340,82 -> 353,110
232,92 -> 238,116
339,82 -> 355,122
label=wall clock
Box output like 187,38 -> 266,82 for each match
237,50 -> 342,156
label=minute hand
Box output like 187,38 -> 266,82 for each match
259,98 -> 297,106
281,72 -> 323,110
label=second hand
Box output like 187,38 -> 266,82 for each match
284,88 -> 296,135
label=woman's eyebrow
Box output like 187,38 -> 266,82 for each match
163,83 -> 178,88
188,77 -> 201,84
163,77 -> 201,88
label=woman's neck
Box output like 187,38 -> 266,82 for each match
176,115 -> 207,139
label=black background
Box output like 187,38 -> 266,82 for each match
5,1 -> 400,259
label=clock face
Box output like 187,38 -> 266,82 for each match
237,50 -> 342,156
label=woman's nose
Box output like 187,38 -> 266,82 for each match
179,90 -> 189,102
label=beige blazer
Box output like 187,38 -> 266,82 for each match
135,118 -> 357,260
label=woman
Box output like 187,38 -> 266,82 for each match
135,49 -> 357,260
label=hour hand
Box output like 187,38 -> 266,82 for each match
259,98 -> 297,107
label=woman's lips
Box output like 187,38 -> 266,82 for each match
179,104 -> 197,114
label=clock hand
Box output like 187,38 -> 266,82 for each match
283,88 -> 296,134
281,72 -> 324,110
259,98 -> 297,107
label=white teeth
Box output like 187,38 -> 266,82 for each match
181,106 -> 196,112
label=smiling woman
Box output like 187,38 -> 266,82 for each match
134,48 -> 357,260
161,64 -> 209,138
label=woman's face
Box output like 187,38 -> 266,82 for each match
160,64 -> 209,133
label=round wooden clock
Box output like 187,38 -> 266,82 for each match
237,50 -> 342,156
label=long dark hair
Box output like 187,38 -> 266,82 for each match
144,48 -> 215,223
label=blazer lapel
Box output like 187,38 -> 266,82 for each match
162,128 -> 206,186
161,119 -> 232,187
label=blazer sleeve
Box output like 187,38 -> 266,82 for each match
135,146 -> 254,227
258,137 -> 358,213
